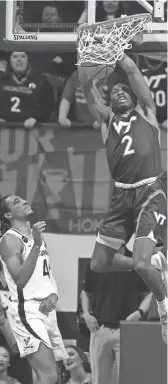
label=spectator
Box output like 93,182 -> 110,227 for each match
19,1 -> 84,31
79,1 -> 129,24
41,3 -> 62,24
62,345 -> 92,384
58,70 -> 112,129
0,345 -> 21,384
135,54 -> 167,222
96,0 -> 128,21
41,1 -> 85,25
80,243 -> 153,384
0,52 -> 55,128
43,54 -> 72,120
138,55 -> 167,128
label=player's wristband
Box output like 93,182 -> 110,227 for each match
137,308 -> 144,319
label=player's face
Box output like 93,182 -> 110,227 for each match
64,347 -> 82,370
4,195 -> 33,221
103,1 -> 119,14
110,84 -> 133,113
0,347 -> 10,372
42,6 -> 60,23
10,52 -> 28,74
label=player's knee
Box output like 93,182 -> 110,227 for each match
90,257 -> 107,273
133,258 -> 149,274
133,238 -> 155,273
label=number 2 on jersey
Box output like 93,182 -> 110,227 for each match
43,259 -> 50,278
122,135 -> 135,156
10,97 -> 21,113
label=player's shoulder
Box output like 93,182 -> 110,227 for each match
135,104 -> 159,130
0,233 -> 23,254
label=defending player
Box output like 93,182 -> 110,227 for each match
77,52 -> 167,343
0,195 -> 68,384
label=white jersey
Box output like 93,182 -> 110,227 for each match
0,228 -> 58,301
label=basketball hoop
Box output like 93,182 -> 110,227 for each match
77,13 -> 152,66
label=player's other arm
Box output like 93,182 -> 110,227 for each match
139,291 -> 153,316
77,64 -> 110,125
0,235 -> 40,289
118,54 -> 156,116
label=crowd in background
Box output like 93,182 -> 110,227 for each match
0,0 -> 165,129
0,50 -> 167,129
0,2 -> 167,384
15,1 -> 167,32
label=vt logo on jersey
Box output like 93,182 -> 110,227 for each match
154,212 -> 166,225
113,115 -> 137,157
113,115 -> 137,135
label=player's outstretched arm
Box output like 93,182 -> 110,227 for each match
77,64 -> 110,125
118,54 -> 156,115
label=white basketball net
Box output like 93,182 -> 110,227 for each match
77,15 -> 150,65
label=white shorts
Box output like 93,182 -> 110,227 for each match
7,299 -> 68,360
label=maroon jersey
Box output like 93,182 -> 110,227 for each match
105,110 -> 161,183
0,72 -> 55,122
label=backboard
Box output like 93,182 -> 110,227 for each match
5,1 -> 167,53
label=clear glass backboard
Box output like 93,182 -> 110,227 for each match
5,1 -> 167,52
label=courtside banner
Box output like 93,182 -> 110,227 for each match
0,126 -> 113,234
0,126 -> 166,234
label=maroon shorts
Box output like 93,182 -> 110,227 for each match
97,179 -> 167,251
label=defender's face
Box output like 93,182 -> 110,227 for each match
110,84 -> 133,113
10,52 -> 28,74
4,195 -> 33,221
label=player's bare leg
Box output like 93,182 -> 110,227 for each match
90,242 -> 134,273
133,238 -> 168,344
32,363 -> 62,384
90,238 -> 168,343
90,239 -> 167,284
151,251 -> 168,293
27,342 -> 58,384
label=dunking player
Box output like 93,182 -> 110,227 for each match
0,195 -> 68,384
77,53 -> 167,343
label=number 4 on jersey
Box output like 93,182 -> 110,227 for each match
43,259 -> 50,278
